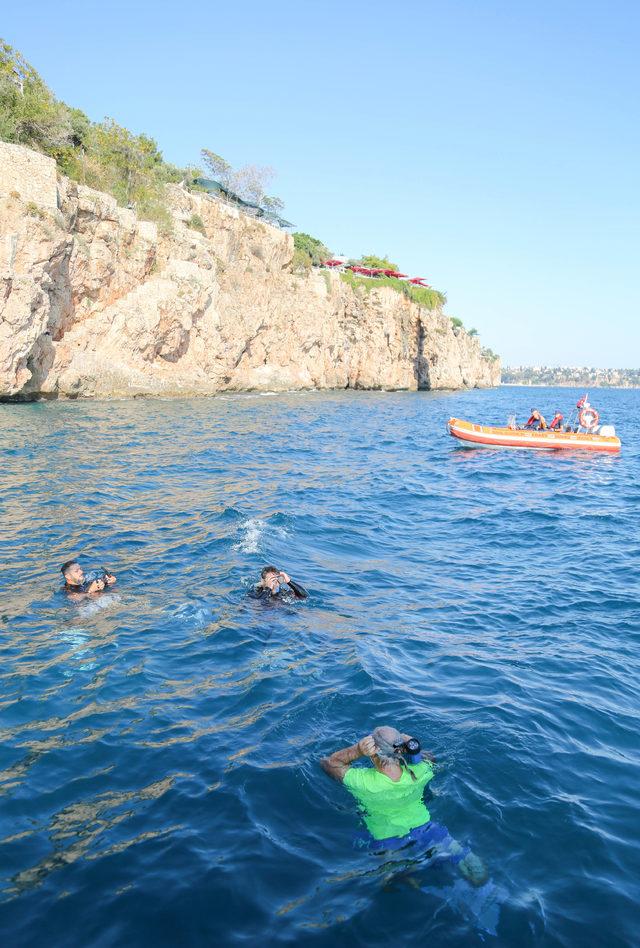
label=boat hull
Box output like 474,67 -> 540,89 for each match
447,418 -> 621,453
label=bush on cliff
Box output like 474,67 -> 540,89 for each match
292,232 -> 331,271
340,268 -> 447,312
356,254 -> 400,271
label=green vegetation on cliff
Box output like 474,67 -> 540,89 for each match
292,232 -> 331,271
340,267 -> 447,312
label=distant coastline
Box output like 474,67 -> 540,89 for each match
502,382 -> 640,390
503,367 -> 640,388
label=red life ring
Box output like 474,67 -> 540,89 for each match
579,407 -> 599,430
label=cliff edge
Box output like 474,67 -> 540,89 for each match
0,142 -> 500,399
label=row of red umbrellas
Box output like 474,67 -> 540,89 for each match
323,260 -> 430,287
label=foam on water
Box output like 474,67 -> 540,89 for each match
233,516 -> 290,554
0,387 -> 638,947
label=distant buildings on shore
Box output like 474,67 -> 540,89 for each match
503,366 -> 640,388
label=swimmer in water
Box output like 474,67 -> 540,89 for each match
254,566 -> 308,600
321,725 -> 488,887
61,560 -> 117,600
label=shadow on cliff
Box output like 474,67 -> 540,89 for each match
413,317 -> 432,390
0,248 -> 73,402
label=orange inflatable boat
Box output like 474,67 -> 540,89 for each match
447,417 -> 621,453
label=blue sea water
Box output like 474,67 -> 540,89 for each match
0,386 -> 638,947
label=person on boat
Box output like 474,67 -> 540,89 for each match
549,412 -> 564,430
61,560 -> 116,599
320,725 -> 488,886
253,566 -> 308,600
524,409 -> 547,430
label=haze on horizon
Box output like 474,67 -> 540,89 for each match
4,0 -> 639,369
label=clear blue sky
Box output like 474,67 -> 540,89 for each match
4,0 -> 639,367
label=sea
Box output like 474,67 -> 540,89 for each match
0,385 -> 638,947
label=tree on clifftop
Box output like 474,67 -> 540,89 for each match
201,148 -> 284,212
0,40 -> 39,92
0,40 -> 74,153
201,149 -> 232,186
358,254 -> 400,271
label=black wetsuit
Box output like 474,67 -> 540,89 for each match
253,579 -> 309,601
63,581 -> 91,594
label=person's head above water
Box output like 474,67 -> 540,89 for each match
61,559 -> 84,586
372,726 -> 422,766
372,725 -> 405,757
260,565 -> 282,593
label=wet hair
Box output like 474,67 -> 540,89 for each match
60,559 -> 78,577
372,725 -> 419,781
261,565 -> 279,579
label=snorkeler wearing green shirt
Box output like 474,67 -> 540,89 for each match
321,725 -> 488,887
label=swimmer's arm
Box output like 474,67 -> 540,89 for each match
277,572 -> 308,599
320,736 -> 375,782
286,579 -> 308,599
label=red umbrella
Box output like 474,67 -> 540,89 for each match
383,269 -> 408,278
323,259 -> 343,267
408,277 -> 431,286
350,266 -> 376,276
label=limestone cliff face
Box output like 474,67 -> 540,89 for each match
0,142 -> 500,399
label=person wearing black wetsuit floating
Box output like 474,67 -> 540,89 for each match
254,565 -> 308,601
61,560 -> 117,600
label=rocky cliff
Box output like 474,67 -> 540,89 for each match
0,142 -> 500,399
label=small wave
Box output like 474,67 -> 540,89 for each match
233,517 -> 289,554
234,518 -> 267,553
172,602 -> 211,632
